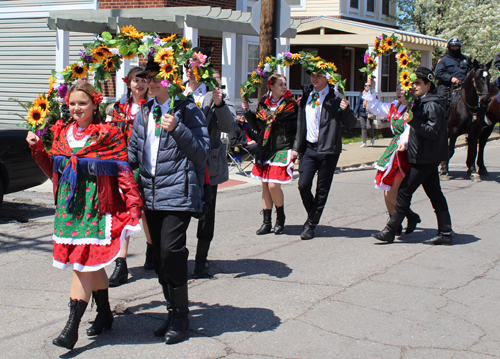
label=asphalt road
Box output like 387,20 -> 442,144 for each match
1,141 -> 500,359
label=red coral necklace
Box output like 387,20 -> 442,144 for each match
72,121 -> 92,141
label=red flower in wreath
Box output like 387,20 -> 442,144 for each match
64,94 -> 69,105
93,93 -> 103,105
267,79 -> 273,87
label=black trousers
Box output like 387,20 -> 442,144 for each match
298,142 -> 340,214
144,210 -> 192,288
196,184 -> 218,243
395,163 -> 449,215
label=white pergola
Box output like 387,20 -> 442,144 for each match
47,6 -> 300,101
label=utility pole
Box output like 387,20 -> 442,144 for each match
258,0 -> 276,99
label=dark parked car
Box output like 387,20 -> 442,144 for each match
0,124 -> 48,207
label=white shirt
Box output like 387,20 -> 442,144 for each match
305,85 -> 329,143
184,83 -> 207,108
67,125 -> 91,148
143,98 -> 172,177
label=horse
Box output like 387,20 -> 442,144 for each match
440,60 -> 492,182
476,82 -> 500,175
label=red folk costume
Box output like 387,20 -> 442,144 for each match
30,120 -> 143,272
109,97 -> 149,144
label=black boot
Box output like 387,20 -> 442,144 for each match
144,243 -> 155,270
165,284 -> 190,345
87,289 -> 113,336
372,211 -> 405,243
405,209 -> 421,234
256,209 -> 272,235
300,210 -> 322,240
53,299 -> 88,350
108,258 -> 128,287
274,206 -> 285,235
388,213 -> 403,235
423,211 -> 453,245
154,285 -> 172,337
192,240 -> 211,279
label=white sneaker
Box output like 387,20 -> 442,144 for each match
371,139 -> 375,146
360,143 -> 366,148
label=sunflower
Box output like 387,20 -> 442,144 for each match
48,76 -> 55,96
252,78 -> 262,84
104,58 -> 116,72
91,46 -> 112,62
366,57 -> 376,67
398,56 -> 410,68
384,37 -> 394,49
240,88 -> 245,96
258,62 -> 263,68
401,80 -> 412,92
373,38 -> 380,52
265,56 -> 272,63
291,53 -> 301,60
172,73 -> 185,91
284,59 -> 294,67
315,61 -> 328,70
124,53 -> 137,60
310,56 -> 321,61
120,25 -> 137,34
159,62 -> 178,79
192,66 -> 201,82
155,48 -> 174,64
397,51 -> 408,61
162,34 -> 176,43
180,38 -> 191,51
326,62 -> 337,72
71,63 -> 89,79
399,70 -> 410,83
126,29 -> 144,39
34,95 -> 50,113
327,78 -> 336,85
27,106 -> 46,127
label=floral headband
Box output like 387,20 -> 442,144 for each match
93,93 -> 103,105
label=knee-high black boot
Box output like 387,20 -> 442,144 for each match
53,299 -> 88,350
256,209 -> 272,235
372,211 -> 405,243
144,243 -> 155,270
274,206 -> 285,235
165,284 -> 190,344
87,289 -> 113,336
405,208 -> 421,234
154,285 -> 172,337
108,258 -> 128,287
192,239 -> 211,279
423,211 -> 453,245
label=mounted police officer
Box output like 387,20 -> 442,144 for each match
435,37 -> 473,109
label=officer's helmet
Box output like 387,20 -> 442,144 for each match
447,37 -> 462,47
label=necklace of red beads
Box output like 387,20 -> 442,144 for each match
72,121 -> 92,141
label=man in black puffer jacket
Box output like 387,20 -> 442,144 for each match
372,67 -> 453,245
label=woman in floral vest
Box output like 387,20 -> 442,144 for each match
26,82 -> 143,350
242,73 -> 298,235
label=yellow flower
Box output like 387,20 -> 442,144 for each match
399,70 -> 410,83
374,38 -> 380,52
366,57 -> 376,67
192,66 -> 201,82
91,46 -> 112,62
397,51 -> 408,61
384,37 -> 395,49
124,53 -> 137,60
27,106 -> 46,127
328,78 -> 336,85
126,29 -> 144,39
48,76 -> 55,96
180,38 -> 191,51
326,62 -> 337,72
162,34 -> 176,43
240,88 -> 244,95
316,61 -> 328,69
172,73 -> 185,91
104,58 -> 116,72
310,56 -> 321,61
33,95 -> 50,114
71,63 -> 89,79
195,101 -> 202,108
159,62 -> 178,79
120,25 -> 137,34
398,56 -> 410,68
252,78 -> 262,84
401,80 -> 412,91
265,56 -> 272,63
258,62 -> 263,67
284,59 -> 294,67
291,53 -> 301,60
155,48 -> 175,64
252,71 -> 257,77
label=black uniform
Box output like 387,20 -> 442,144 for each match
435,51 -> 473,100
494,52 -> 500,87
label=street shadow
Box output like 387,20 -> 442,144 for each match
281,224 -> 377,240
444,170 -> 500,184
0,231 -> 52,253
60,301 -> 280,357
0,200 -> 54,224
126,265 -> 158,284
373,227 -> 481,246
202,258 -> 292,279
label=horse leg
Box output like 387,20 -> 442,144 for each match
441,135 -> 458,180
466,136 -> 481,182
477,124 -> 494,175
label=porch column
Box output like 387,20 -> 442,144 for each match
116,58 -> 131,102
421,50 -> 433,69
276,37 -> 290,81
183,22 -> 198,48
56,28 -> 69,73
222,31 -> 237,100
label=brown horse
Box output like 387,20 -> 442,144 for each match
440,60 -> 492,181
477,82 -> 500,175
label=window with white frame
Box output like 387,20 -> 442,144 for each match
381,55 -> 390,92
247,43 -> 260,98
350,0 -> 359,10
382,0 -> 390,15
367,0 -> 375,13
